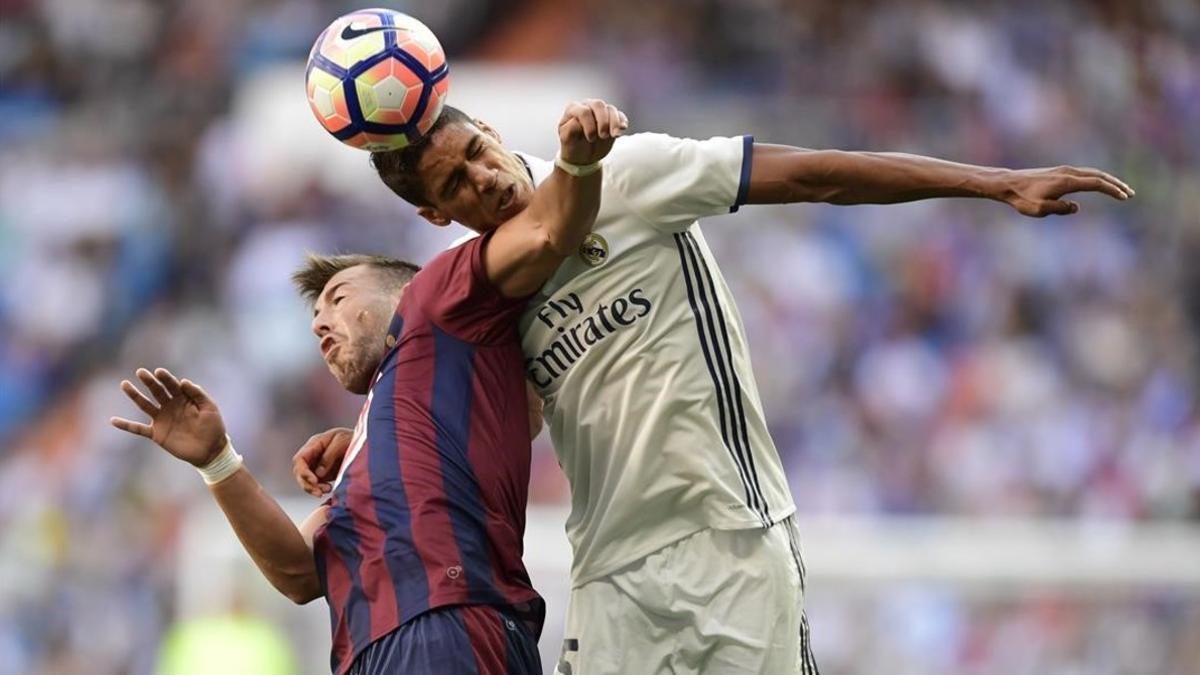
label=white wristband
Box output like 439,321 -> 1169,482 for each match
554,155 -> 602,177
198,436 -> 244,485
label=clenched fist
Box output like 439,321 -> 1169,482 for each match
558,98 -> 630,167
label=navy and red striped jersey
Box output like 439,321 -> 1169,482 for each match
312,233 -> 543,674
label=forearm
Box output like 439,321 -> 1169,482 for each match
484,167 -> 602,297
209,467 -> 322,604
526,167 -> 602,255
749,145 -> 1008,206
483,99 -> 620,297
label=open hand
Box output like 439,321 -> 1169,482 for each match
999,165 -> 1134,217
558,98 -> 629,166
293,427 -> 352,496
110,368 -> 227,467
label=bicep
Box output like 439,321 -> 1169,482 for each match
482,212 -> 557,299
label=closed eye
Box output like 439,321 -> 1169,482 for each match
442,173 -> 461,200
439,136 -> 484,199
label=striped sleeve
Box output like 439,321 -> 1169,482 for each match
410,232 -> 525,345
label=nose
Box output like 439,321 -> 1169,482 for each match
312,308 -> 331,338
467,162 -> 498,193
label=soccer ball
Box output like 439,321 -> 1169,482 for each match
305,9 -> 449,152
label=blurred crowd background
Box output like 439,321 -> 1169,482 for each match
1,0 -> 1198,673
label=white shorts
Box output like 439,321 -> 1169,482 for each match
555,517 -> 819,675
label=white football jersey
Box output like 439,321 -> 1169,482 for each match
518,133 -> 796,586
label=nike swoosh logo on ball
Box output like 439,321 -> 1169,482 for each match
340,24 -> 393,40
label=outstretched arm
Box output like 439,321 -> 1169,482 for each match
209,469 -> 327,605
484,99 -> 629,297
111,367 -> 324,604
746,144 -> 1134,217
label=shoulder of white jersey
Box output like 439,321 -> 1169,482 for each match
514,134 -> 701,183
515,136 -> 687,182
602,132 -> 747,181
605,132 -> 689,161
448,231 -> 479,250
515,151 -> 554,186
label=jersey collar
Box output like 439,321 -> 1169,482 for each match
384,299 -> 404,351
515,151 -> 553,188
366,302 -> 404,393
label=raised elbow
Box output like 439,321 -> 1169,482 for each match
283,580 -> 322,605
270,567 -> 323,605
286,589 -> 321,605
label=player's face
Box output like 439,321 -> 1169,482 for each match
415,121 -> 534,232
311,266 -> 400,395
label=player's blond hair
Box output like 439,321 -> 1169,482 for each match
292,253 -> 420,305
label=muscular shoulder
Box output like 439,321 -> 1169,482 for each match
403,234 -> 522,344
405,238 -> 478,300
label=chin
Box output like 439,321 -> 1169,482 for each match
511,186 -> 532,213
492,201 -> 526,228
340,362 -> 380,395
329,343 -> 384,395
341,366 -> 371,394
327,363 -> 363,395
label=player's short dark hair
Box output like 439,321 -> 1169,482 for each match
369,105 -> 473,207
292,253 -> 421,305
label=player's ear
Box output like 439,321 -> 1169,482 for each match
475,119 -> 502,144
416,206 -> 451,228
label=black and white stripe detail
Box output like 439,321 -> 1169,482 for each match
673,231 -> 771,527
783,518 -> 820,675
783,517 -> 807,595
799,612 -> 820,675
